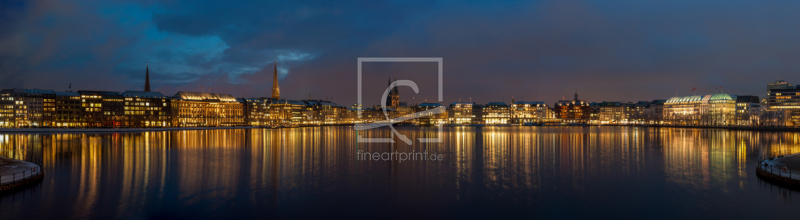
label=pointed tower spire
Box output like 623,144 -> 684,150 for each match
271,61 -> 280,99
574,89 -> 578,101
144,63 -> 151,92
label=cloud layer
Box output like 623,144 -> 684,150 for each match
2,0 -> 800,106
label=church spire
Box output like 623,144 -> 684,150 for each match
144,63 -> 151,92
271,61 -> 280,99
574,90 -> 578,101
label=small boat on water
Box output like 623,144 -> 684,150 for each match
568,123 -> 587,126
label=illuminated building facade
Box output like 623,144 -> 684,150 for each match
55,92 -> 83,127
664,95 -> 703,125
630,101 -> 649,124
554,92 -> 590,124
0,89 -> 56,127
510,101 -> 549,124
735,95 -> 760,126
664,94 -> 738,126
305,100 -> 346,125
643,100 -> 666,124
417,103 -> 447,125
268,99 -> 307,125
78,91 -> 106,127
41,90 -> 56,127
0,89 -> 22,127
482,102 -> 510,124
597,102 -> 631,124
171,91 -> 244,127
766,80 -> 800,125
122,91 -> 171,127
448,102 -> 476,125
705,94 -> 737,126
24,89 -> 53,127
241,98 -> 268,126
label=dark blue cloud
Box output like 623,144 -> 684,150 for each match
2,0 -> 800,105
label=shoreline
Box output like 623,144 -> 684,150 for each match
0,124 -> 798,134
0,125 -> 358,134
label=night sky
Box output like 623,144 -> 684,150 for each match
2,0 -> 800,106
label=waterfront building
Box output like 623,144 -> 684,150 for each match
417,103 -> 447,125
356,107 -> 388,124
510,101 -> 548,124
23,89 -> 53,127
0,89 -> 26,127
482,102 -> 510,124
663,95 -> 703,125
448,102 -> 476,125
241,98 -> 268,126
77,91 -> 106,127
664,94 -> 737,126
597,102 -> 632,124
0,89 -> 60,127
305,100 -> 346,125
40,90 -> 56,127
735,95 -> 760,126
760,106 -> 790,126
122,91 -> 171,127
395,104 -> 416,124
78,91 -> 126,127
472,104 -> 484,124
554,92 -> 590,124
171,91 -> 244,127
765,80 -> 800,126
268,99 -> 308,125
54,92 -> 83,127
589,102 -> 600,124
706,94 -> 737,126
629,101 -> 649,124
643,100 -> 666,124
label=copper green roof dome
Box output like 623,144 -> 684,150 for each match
709,94 -> 736,101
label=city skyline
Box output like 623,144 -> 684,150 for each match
4,1 -> 800,105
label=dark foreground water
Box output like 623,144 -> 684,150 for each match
1,126 -> 799,219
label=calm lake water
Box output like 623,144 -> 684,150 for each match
1,126 -> 799,219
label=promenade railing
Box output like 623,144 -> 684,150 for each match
758,156 -> 799,180
0,158 -> 44,186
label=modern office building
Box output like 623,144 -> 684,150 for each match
765,80 -> 800,125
